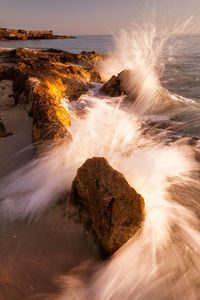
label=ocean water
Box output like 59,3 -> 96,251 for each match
0,27 -> 200,300
0,35 -> 113,54
163,35 -> 200,101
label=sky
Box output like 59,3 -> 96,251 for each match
0,0 -> 200,35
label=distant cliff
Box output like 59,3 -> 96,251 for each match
0,28 -> 76,40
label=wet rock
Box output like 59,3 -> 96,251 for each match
71,157 -> 145,255
100,74 -> 122,97
64,79 -> 88,101
100,69 -> 138,101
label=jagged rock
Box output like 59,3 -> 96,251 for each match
71,157 -> 145,255
100,69 -> 138,101
100,74 -> 122,97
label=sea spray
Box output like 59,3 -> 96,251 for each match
0,92 -> 199,300
98,16 -> 198,115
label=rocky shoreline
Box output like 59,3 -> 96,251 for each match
0,48 -> 104,146
0,47 -> 145,256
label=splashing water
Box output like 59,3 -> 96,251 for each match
1,94 -> 200,299
0,17 -> 200,300
99,16 -> 198,115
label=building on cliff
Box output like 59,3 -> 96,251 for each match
28,30 -> 53,38
0,28 -> 54,39
0,28 -> 18,36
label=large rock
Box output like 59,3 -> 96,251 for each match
100,69 -> 138,101
100,74 -> 122,97
71,157 -> 145,255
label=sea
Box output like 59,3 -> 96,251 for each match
0,30 -> 200,300
0,35 -> 113,54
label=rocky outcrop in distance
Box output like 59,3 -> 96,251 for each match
70,157 -> 145,255
0,28 -> 76,40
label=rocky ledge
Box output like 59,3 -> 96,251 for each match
0,48 -> 104,149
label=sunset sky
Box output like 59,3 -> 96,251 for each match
0,0 -> 199,35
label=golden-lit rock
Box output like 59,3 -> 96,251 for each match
32,80 -> 71,148
46,78 -> 66,102
1,48 -> 104,148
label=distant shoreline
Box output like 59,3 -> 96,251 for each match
0,27 -> 77,41
0,36 -> 77,41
